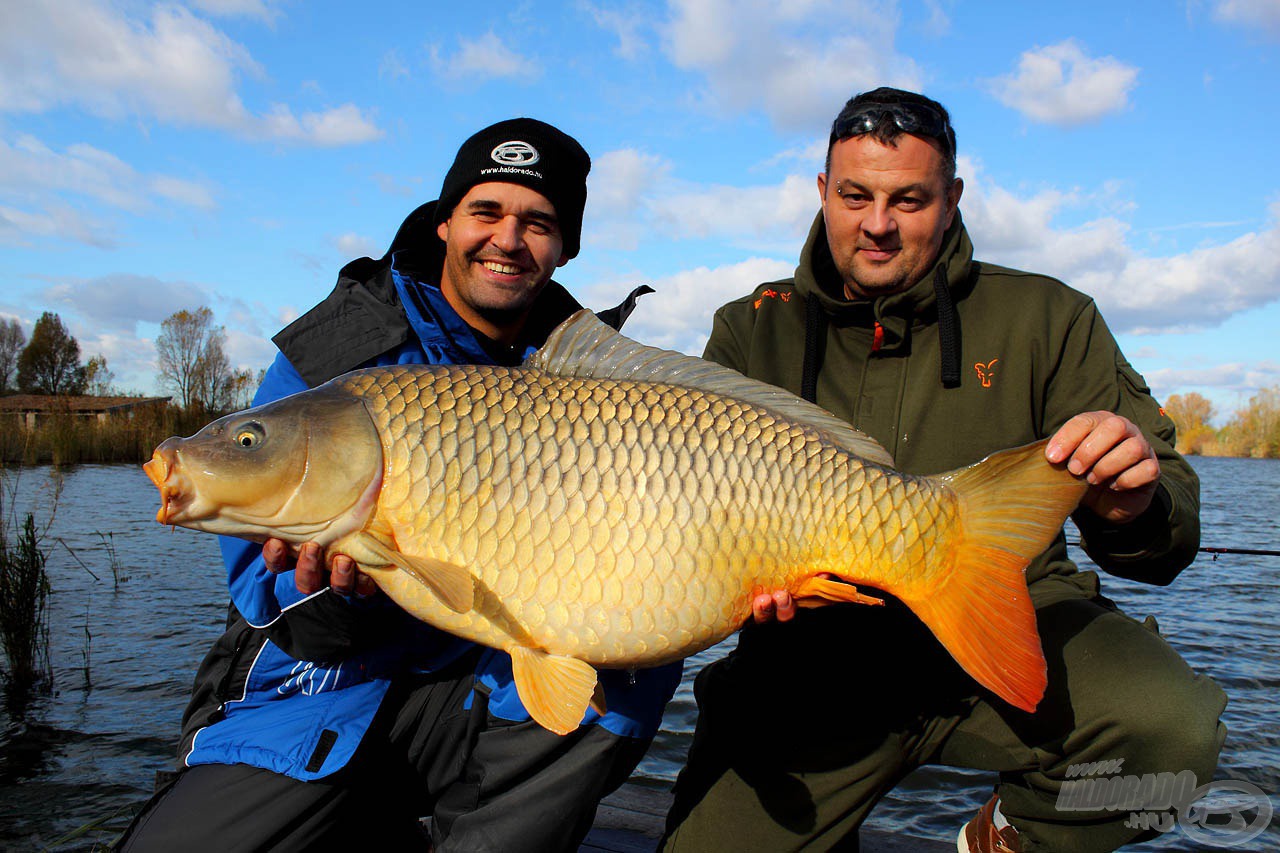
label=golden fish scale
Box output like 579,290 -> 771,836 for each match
337,366 -> 954,668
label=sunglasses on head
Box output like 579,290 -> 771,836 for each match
833,102 -> 955,158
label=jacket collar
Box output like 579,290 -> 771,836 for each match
793,209 -> 974,354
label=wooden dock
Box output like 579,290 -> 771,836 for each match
581,785 -> 952,852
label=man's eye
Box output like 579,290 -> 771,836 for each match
897,197 -> 923,210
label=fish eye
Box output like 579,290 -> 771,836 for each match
233,422 -> 266,450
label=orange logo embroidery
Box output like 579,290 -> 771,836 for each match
753,288 -> 792,309
974,359 -> 999,388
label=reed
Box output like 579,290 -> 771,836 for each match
0,404 -> 212,465
0,511 -> 53,701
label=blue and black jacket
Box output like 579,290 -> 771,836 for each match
178,202 -> 679,780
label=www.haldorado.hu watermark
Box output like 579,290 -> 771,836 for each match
1055,759 -> 1273,847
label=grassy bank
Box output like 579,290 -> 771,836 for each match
0,407 -> 212,465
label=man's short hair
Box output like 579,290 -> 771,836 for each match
826,88 -> 957,182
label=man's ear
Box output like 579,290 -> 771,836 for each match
945,177 -> 964,227
817,172 -> 828,202
556,252 -> 570,268
436,219 -> 450,242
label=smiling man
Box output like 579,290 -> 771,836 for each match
662,89 -> 1226,853
120,118 -> 681,853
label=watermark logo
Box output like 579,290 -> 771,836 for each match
1057,760 -> 1273,848
1180,780 -> 1273,848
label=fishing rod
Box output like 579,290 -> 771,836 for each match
1066,541 -> 1280,559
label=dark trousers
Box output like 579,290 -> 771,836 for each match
118,667 -> 649,853
661,573 -> 1227,853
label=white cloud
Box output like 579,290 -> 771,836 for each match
258,103 -> 382,146
379,49 -> 411,81
581,2 -> 650,59
920,0 -> 952,37
332,232 -> 381,260
661,0 -> 922,131
987,40 -> 1139,125
0,134 -> 216,212
0,0 -> 381,146
959,162 -> 1280,334
1213,0 -> 1280,37
585,149 -> 672,250
372,172 -> 424,198
586,147 -> 817,252
0,202 -> 116,248
223,326 -> 277,373
430,32 -> 541,84
650,174 -> 817,243
189,0 -> 283,24
39,274 -> 213,332
595,258 -> 795,355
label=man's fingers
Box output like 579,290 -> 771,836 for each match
1086,437 -> 1157,486
262,538 -> 290,573
752,592 -> 776,624
1045,412 -> 1103,464
355,572 -> 377,599
329,555 -> 356,596
752,590 -> 796,624
294,543 -> 324,595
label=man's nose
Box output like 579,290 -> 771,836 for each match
861,201 -> 896,236
490,216 -> 525,252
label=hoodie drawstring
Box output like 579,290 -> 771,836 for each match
801,296 -> 825,403
934,266 -> 962,388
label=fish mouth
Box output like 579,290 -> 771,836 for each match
143,446 -> 192,525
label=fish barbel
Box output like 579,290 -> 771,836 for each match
144,310 -> 1086,734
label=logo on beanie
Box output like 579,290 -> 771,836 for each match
491,141 -> 540,166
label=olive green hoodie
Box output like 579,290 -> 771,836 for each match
704,211 -> 1199,587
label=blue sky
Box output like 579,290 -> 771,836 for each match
2,0 -> 1278,424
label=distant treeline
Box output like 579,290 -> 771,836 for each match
1164,386 -> 1280,459
1,404 -> 214,466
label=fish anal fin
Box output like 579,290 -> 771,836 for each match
590,682 -> 608,716
793,576 -> 885,608
351,533 -> 474,614
510,646 -> 598,736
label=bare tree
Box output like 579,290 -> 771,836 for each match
82,355 -> 116,397
0,318 -> 27,393
17,312 -> 85,395
226,368 -> 264,412
156,307 -> 233,412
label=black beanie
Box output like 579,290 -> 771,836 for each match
432,118 -> 591,259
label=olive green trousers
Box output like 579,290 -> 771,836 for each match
660,573 -> 1226,853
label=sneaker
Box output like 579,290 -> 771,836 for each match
958,794 -> 1022,853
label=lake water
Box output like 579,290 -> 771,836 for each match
1,456 -> 1276,851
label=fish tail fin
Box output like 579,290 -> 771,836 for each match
901,440 -> 1086,713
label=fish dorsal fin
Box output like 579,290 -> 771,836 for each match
527,309 -> 895,468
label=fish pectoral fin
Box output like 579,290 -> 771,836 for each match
793,576 -> 886,608
509,646 -> 598,736
352,534 -> 474,614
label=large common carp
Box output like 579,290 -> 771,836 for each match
144,310 -> 1086,734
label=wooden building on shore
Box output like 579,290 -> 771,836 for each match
0,394 -> 171,430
